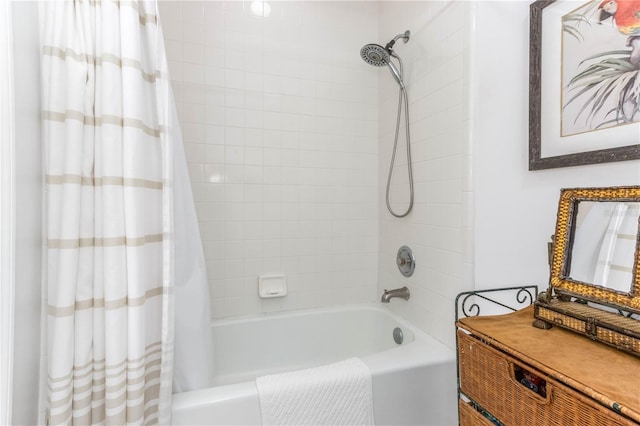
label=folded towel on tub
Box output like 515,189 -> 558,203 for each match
255,357 -> 375,426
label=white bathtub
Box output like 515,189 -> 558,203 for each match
171,304 -> 457,425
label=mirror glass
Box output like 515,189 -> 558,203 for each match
568,201 -> 640,293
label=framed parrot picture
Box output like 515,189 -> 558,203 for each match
529,0 -> 640,170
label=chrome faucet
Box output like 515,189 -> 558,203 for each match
381,286 -> 410,303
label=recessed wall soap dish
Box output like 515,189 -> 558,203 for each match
258,274 -> 287,298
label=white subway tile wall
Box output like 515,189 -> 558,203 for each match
159,1 -> 381,318
160,1 -> 474,348
377,1 -> 473,348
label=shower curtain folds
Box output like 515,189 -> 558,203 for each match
41,1 -> 181,423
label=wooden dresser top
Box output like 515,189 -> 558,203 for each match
457,306 -> 640,423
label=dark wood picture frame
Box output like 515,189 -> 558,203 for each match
529,0 -> 640,171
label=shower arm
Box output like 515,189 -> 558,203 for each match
385,31 -> 410,51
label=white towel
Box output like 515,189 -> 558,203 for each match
256,358 -> 375,426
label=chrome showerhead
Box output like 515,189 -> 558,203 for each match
360,31 -> 410,89
360,43 -> 389,67
360,43 -> 405,89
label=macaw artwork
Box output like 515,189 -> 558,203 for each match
562,0 -> 640,137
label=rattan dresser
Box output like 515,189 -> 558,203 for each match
456,306 -> 640,425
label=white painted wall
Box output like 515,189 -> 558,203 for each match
9,2 -> 42,424
473,1 -> 640,293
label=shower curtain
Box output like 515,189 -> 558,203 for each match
41,1 -> 211,424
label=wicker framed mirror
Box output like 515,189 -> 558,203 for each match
535,186 -> 640,356
548,186 -> 640,313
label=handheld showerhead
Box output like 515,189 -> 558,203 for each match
359,43 -> 405,89
361,30 -> 414,218
360,43 -> 389,67
386,60 -> 405,89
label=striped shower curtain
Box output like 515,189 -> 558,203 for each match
42,1 -> 175,423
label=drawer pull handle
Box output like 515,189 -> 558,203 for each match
513,364 -> 549,401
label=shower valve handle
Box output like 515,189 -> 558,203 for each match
397,257 -> 412,266
396,246 -> 415,277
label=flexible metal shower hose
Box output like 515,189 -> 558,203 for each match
385,57 -> 413,218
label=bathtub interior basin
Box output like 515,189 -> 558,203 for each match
172,304 -> 457,425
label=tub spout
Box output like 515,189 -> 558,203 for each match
381,287 -> 410,303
